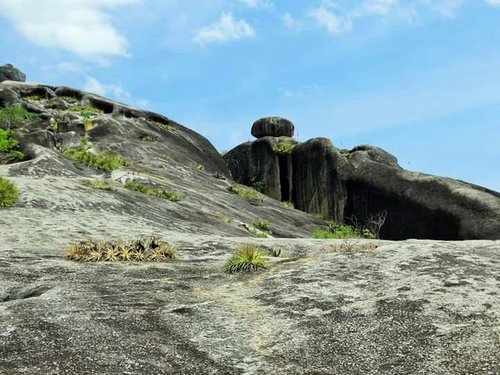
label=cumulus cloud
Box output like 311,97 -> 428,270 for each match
84,76 -> 131,101
309,3 -> 352,35
0,0 -> 136,58
282,13 -> 303,31
193,12 -> 255,45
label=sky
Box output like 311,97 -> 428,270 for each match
0,0 -> 499,191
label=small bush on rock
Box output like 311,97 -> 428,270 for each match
0,176 -> 19,208
64,235 -> 176,262
0,129 -> 24,163
228,185 -> 263,201
274,140 -> 295,154
62,146 -> 129,172
223,245 -> 267,273
0,106 -> 37,129
124,180 -> 182,202
81,179 -> 114,191
253,219 -> 271,233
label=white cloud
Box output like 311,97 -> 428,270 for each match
238,0 -> 274,10
485,0 -> 500,5
193,12 -> 255,45
420,0 -> 465,17
84,76 -> 131,101
0,0 -> 137,59
309,3 -> 352,35
282,13 -> 303,32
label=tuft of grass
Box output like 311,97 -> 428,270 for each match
250,178 -> 266,193
222,245 -> 267,273
0,106 -> 38,129
142,135 -> 157,142
64,235 -> 176,262
0,176 -> 19,208
228,185 -> 263,201
62,146 -> 129,172
81,179 -> 114,191
60,96 -> 79,104
312,223 -> 375,239
191,163 -> 205,171
68,105 -> 102,114
23,94 -> 44,102
0,129 -> 24,163
274,140 -> 295,154
124,180 -> 182,202
153,121 -> 176,132
281,201 -> 294,209
249,227 -> 269,238
253,219 -> 271,233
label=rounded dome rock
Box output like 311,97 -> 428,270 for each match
0,63 -> 26,83
251,117 -> 294,139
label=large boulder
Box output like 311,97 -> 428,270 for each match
0,64 -> 26,82
251,117 -> 294,139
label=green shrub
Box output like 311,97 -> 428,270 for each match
222,245 -> 267,273
64,235 -> 176,262
0,129 -> 24,162
250,179 -> 266,193
0,106 -> 37,129
62,146 -> 129,172
249,226 -> 269,238
253,219 -> 271,233
191,163 -> 205,171
124,180 -> 182,202
81,179 -> 114,191
281,201 -> 294,209
142,135 -> 157,142
23,95 -> 43,102
312,224 -> 360,239
274,140 -> 295,154
0,176 -> 19,208
153,121 -> 176,132
228,185 -> 263,201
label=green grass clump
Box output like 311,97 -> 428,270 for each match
62,146 -> 129,172
0,106 -> 37,129
0,129 -> 24,163
0,176 -> 19,208
81,179 -> 114,191
23,95 -> 43,102
253,219 -> 271,233
153,121 -> 176,132
124,180 -> 182,202
281,201 -> 294,209
64,235 -> 176,262
60,96 -> 79,104
191,163 -> 205,171
142,135 -> 157,142
222,245 -> 267,273
312,223 -> 375,239
228,185 -> 263,201
250,179 -> 266,193
274,140 -> 295,154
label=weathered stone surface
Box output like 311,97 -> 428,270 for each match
0,63 -> 26,82
292,138 -> 351,222
0,87 -> 21,107
251,117 -> 294,138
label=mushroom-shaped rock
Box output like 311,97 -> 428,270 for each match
0,64 -> 26,82
251,117 -> 294,139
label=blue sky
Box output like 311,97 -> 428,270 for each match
0,0 -> 499,191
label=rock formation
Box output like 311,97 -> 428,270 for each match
225,118 -> 500,240
0,63 -> 26,82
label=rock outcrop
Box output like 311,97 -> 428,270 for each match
251,116 -> 295,138
225,120 -> 500,240
0,63 -> 26,82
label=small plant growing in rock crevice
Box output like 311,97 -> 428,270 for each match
222,245 -> 267,273
0,176 -> 19,208
124,180 -> 182,202
281,201 -> 294,209
274,140 -> 295,154
64,235 -> 176,262
81,179 -> 114,191
62,146 -> 129,172
0,129 -> 24,164
228,185 -> 263,201
191,163 -> 205,171
253,219 -> 272,233
0,106 -> 38,129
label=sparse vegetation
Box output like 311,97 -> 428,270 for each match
64,235 -> 176,262
81,179 -> 114,191
0,176 -> 19,208
142,135 -> 157,142
274,140 -> 295,154
60,96 -> 79,104
228,185 -> 263,201
222,244 -> 267,273
0,106 -> 37,129
312,224 -> 361,239
191,163 -> 205,171
250,178 -> 266,193
281,201 -> 294,209
124,180 -> 182,202
249,226 -> 269,238
62,146 -> 129,172
253,219 -> 271,233
0,129 -> 24,163
23,94 -> 43,102
68,105 -> 101,115
153,121 -> 176,132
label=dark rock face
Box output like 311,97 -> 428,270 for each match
0,64 -> 26,82
251,117 -> 294,138
226,122 -> 500,240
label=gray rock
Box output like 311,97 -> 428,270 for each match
0,87 -> 22,107
251,117 -> 295,138
0,63 -> 26,82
